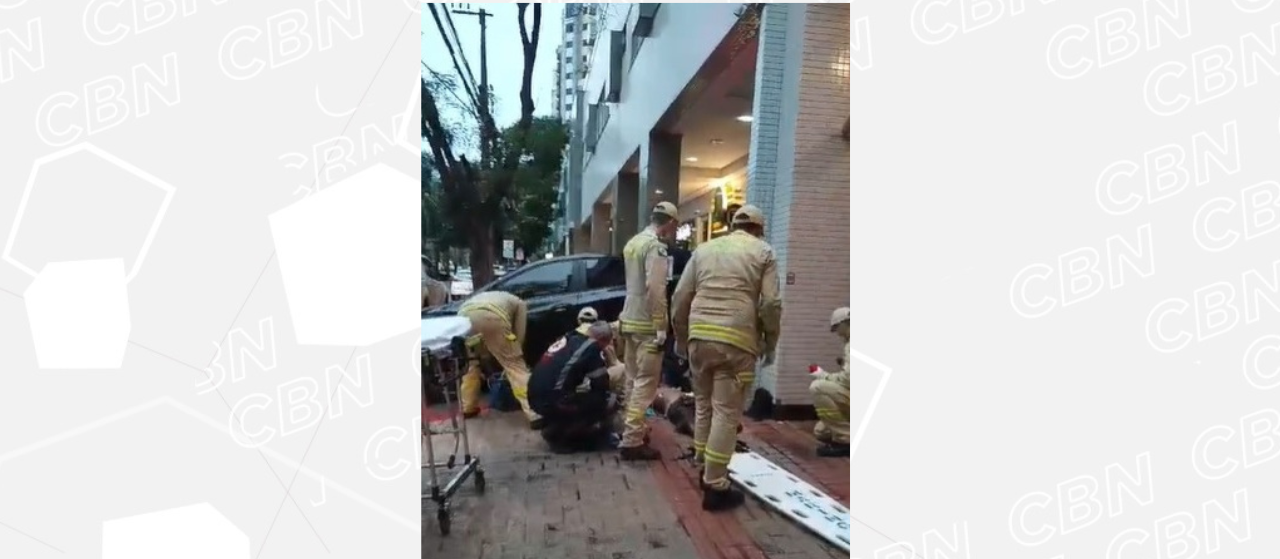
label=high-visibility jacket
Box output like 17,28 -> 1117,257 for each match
672,230 -> 782,357
423,276 -> 449,308
619,227 -> 670,335
608,321 -> 623,364
814,342 -> 851,389
459,291 -> 527,343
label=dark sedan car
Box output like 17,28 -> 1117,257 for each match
423,253 -> 628,367
423,249 -> 692,369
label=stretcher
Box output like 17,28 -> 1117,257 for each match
421,316 -> 485,536
729,451 -> 851,552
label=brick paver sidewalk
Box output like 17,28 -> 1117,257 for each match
422,410 -> 848,559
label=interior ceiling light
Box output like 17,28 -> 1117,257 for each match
685,156 -> 698,162
736,115 -> 754,123
655,189 -> 664,194
709,138 -> 724,145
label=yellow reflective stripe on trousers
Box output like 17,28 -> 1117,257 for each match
620,319 -> 656,334
704,448 -> 733,465
736,371 -> 755,386
692,440 -> 706,450
689,324 -> 757,355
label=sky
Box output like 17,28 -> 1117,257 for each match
421,3 -> 565,136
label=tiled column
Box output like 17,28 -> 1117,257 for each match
746,3 -> 802,397
747,3 -> 851,407
612,172 -> 640,253
639,131 -> 682,223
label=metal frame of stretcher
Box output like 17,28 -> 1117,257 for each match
422,317 -> 485,536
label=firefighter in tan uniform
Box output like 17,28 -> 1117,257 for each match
606,320 -> 625,395
672,204 -> 782,511
457,290 -> 541,426
811,307 -> 851,457
617,201 -> 680,461
422,273 -> 450,309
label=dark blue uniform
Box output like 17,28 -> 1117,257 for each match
527,334 -> 614,451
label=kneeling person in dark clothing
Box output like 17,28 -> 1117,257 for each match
528,321 -> 618,453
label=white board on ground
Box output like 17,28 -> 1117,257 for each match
728,451 -> 850,552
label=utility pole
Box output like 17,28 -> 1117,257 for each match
567,3 -> 587,253
450,3 -> 494,166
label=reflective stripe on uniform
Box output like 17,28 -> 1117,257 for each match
736,371 -> 755,386
703,448 -> 733,465
689,324 -> 758,356
620,319 -> 656,335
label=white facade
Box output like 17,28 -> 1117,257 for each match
563,3 -> 852,409
576,3 -> 743,221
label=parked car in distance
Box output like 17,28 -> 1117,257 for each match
449,268 -> 473,300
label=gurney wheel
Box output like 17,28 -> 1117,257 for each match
474,469 -> 486,493
437,508 -> 451,535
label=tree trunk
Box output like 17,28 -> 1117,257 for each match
468,223 -> 496,289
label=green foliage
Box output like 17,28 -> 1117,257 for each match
498,116 -> 568,255
422,158 -> 465,251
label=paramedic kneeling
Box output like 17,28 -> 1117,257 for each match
528,321 -> 618,453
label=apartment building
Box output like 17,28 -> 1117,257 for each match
560,3 -> 852,411
551,3 -> 600,123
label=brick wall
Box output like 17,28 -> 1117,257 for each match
770,3 -> 852,405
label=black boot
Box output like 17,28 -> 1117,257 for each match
816,442 -> 850,458
529,417 -> 546,431
702,485 -> 746,512
619,444 -> 661,461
